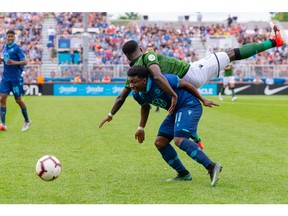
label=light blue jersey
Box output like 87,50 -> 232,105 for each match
133,74 -> 201,111
132,74 -> 202,140
1,42 -> 26,81
0,42 -> 26,97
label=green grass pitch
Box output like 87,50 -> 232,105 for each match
0,95 -> 287,204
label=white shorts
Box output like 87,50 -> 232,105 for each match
183,52 -> 230,88
223,76 -> 235,85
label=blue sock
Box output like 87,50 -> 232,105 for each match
0,107 -> 6,125
158,144 -> 187,174
21,108 -> 29,122
179,139 -> 213,168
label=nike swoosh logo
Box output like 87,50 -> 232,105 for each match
264,85 -> 288,95
224,85 -> 252,95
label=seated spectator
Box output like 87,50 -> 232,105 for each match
265,75 -> 274,85
102,75 -> 111,83
50,70 -> 56,78
253,76 -> 264,84
74,74 -> 82,83
237,72 -> 244,83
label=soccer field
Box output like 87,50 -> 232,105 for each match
0,95 -> 287,204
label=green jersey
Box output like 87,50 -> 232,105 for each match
125,51 -> 190,88
224,64 -> 233,77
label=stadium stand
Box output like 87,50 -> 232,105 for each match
0,12 -> 46,83
0,12 -> 288,84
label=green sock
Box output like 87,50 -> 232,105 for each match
238,40 -> 273,59
194,133 -> 201,142
231,88 -> 235,97
221,88 -> 225,94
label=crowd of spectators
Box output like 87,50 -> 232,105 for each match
0,12 -> 48,83
58,12 -> 287,70
0,12 -> 288,83
54,12 -> 108,36
88,15 -> 287,80
0,12 -> 45,65
207,19 -> 288,63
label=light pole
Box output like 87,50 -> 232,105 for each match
83,12 -> 89,81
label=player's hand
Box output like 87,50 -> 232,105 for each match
98,115 -> 113,128
6,59 -> 17,65
202,99 -> 219,108
135,129 -> 145,144
168,95 -> 177,115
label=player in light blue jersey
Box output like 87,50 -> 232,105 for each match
0,29 -> 31,131
127,65 -> 222,187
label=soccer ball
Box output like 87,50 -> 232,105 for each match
36,155 -> 62,181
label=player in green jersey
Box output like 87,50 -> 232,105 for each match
147,44 -> 161,113
99,24 -> 284,142
218,63 -> 237,101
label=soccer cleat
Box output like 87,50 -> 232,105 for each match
271,24 -> 284,47
218,93 -> 223,101
208,163 -> 223,187
0,124 -> 7,131
197,141 -> 204,150
166,173 -> 192,182
22,120 -> 32,131
232,96 -> 237,101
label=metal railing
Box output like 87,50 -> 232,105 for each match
0,65 -> 41,83
55,64 -> 130,82
1,64 -> 288,83
230,64 -> 288,78
56,64 -> 288,79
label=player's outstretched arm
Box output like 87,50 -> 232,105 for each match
201,98 -> 220,108
6,59 -> 27,66
135,103 -> 150,144
99,87 -> 131,128
179,79 -> 219,108
148,64 -> 178,115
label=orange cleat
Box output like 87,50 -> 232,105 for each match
0,124 -> 7,131
271,24 -> 284,47
197,141 -> 204,150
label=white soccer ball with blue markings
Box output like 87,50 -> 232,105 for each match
36,155 -> 62,181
